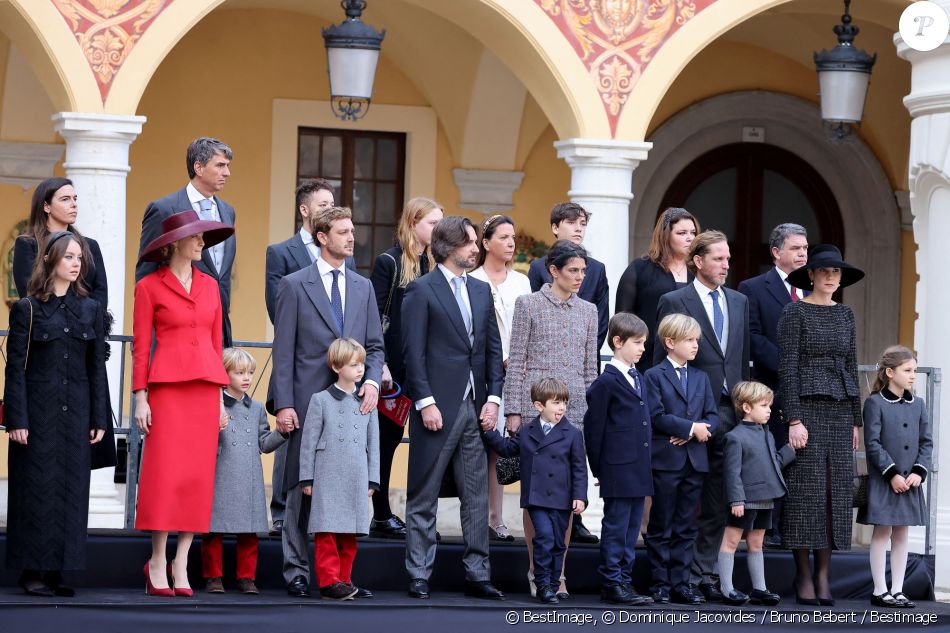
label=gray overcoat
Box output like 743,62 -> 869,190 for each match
209,392 -> 287,533
859,389 -> 933,526
723,421 -> 795,506
299,386 -> 380,535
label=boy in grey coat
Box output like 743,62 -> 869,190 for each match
202,348 -> 287,595
719,381 -> 795,606
300,338 -> 380,601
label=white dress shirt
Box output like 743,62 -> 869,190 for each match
414,264 -> 501,412
608,357 -> 639,391
186,182 -> 223,271
300,227 -> 319,263
692,277 -> 729,352
775,266 -> 793,297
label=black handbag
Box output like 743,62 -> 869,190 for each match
495,455 -> 520,485
853,451 -> 869,508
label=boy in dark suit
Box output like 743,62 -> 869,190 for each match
480,378 -> 587,604
719,381 -> 795,606
643,313 -> 719,605
584,313 -> 654,606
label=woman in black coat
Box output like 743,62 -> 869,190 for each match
12,177 -> 114,469
368,196 -> 443,537
4,232 -> 109,597
615,207 -> 699,371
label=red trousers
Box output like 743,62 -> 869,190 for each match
201,533 -> 259,580
314,533 -> 358,587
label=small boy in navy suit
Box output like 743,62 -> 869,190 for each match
584,313 -> 654,606
643,313 -> 719,605
480,377 -> 587,604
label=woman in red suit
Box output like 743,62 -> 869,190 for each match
133,210 -> 234,596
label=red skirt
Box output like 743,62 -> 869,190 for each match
135,380 -> 219,532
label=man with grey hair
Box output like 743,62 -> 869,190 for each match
136,137 -> 237,346
737,222 -> 808,547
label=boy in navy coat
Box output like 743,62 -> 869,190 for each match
643,314 -> 719,605
583,313 -> 654,606
481,378 -> 587,604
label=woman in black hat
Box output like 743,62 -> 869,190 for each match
132,210 -> 234,597
777,244 -> 865,606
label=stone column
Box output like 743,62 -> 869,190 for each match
896,10 -> 950,596
555,138 -> 652,534
52,112 -> 146,528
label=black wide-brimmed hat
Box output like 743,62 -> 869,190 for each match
138,209 -> 234,263
786,244 -> 865,290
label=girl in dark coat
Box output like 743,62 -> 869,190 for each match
4,232 -> 109,597
12,177 -> 115,470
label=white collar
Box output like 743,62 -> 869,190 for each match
609,357 -> 633,374
186,182 -> 213,206
667,357 -> 688,371
692,276 -> 720,297
438,263 -> 467,285
316,255 -> 345,278
774,266 -> 790,282
299,227 -> 314,246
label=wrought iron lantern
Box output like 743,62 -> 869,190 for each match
323,0 -> 386,121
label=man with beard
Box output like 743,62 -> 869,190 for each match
401,216 -> 506,600
269,206 -> 384,598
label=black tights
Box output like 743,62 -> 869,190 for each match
793,460 -> 836,599
372,416 -> 406,520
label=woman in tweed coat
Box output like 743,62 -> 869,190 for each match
778,245 -> 865,606
504,240 -> 598,597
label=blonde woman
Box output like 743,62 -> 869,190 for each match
469,214 -> 532,542
368,197 -> 444,538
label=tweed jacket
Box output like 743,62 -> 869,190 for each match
528,256 -> 609,351
209,392 -> 287,533
503,285 -> 598,424
298,386 -> 380,535
722,421 -> 795,507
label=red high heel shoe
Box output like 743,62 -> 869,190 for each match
143,563 -> 174,597
168,560 -> 193,597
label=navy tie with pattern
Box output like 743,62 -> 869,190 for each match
542,422 -> 552,436
677,366 -> 688,395
627,367 -> 641,398
710,288 -> 725,346
330,269 -> 344,333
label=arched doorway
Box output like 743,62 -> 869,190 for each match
659,143 -> 843,285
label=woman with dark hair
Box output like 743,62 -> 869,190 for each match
4,232 -> 109,597
615,207 -> 699,372
368,196 -> 444,538
469,214 -> 532,542
778,244 -> 865,606
133,210 -> 234,597
504,239 -> 598,597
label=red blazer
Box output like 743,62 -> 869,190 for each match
133,266 -> 228,391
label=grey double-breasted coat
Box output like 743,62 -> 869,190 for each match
209,392 -> 287,533
299,386 -> 380,535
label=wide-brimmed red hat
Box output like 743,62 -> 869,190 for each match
138,209 -> 234,263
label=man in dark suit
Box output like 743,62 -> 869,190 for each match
736,223 -> 808,547
654,230 -> 750,602
136,137 -> 237,347
263,179 -> 355,534
528,201 -> 607,544
401,216 -> 505,600
269,206 -> 384,598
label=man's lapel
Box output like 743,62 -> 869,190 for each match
431,272 -> 472,348
302,264 -> 341,336
765,268 -> 791,308
683,285 -> 724,358
288,233 -> 312,272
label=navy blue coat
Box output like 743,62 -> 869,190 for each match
529,256 -> 608,352
583,364 -> 654,498
483,416 -> 588,511
737,268 -> 795,389
643,359 -> 719,473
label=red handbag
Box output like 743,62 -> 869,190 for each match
377,382 -> 411,427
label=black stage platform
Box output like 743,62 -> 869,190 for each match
1,532 -> 947,632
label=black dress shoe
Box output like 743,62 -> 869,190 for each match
43,572 -> 75,597
464,581 -> 505,600
892,592 -> 917,609
571,517 -> 599,544
408,579 -> 430,599
763,534 -> 784,549
601,583 -> 634,604
722,589 -> 750,606
269,520 -> 283,536
651,587 -> 671,604
369,515 -> 407,538
19,580 -> 54,597
817,596 -> 835,607
698,581 -> 724,602
671,586 -> 705,605
351,585 -> 373,598
538,586 -> 559,604
287,575 -> 310,597
795,593 -> 820,606
749,588 -> 781,606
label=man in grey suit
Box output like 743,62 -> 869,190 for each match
654,229 -> 750,603
401,216 -> 505,600
136,137 -> 237,347
270,206 -> 384,598
264,179 -> 355,534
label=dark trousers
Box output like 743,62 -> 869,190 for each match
646,463 -> 704,592
527,507 -> 571,591
599,497 -> 645,586
270,441 -> 288,523
690,401 -> 738,585
371,416 -> 405,520
201,533 -> 259,580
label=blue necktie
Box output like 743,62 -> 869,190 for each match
542,422 -> 552,436
677,366 -> 688,395
198,198 -> 222,272
330,269 -> 344,333
627,367 -> 641,398
710,289 -> 724,346
452,276 -> 473,344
